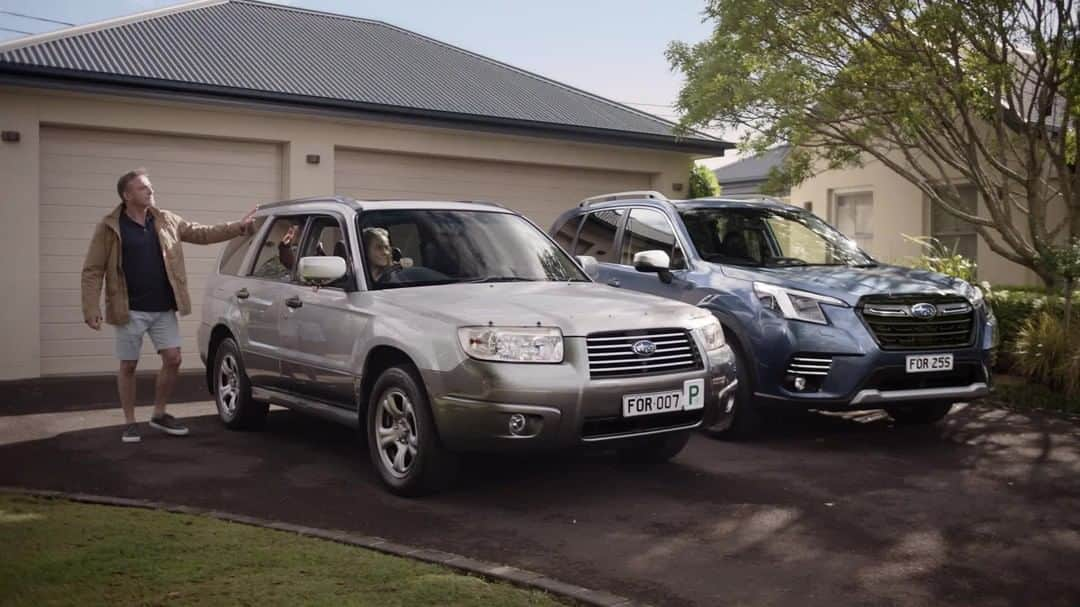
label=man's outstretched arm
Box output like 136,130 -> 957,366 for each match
176,207 -> 257,245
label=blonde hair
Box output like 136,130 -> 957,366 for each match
362,227 -> 390,249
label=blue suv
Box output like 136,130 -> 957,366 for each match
550,192 -> 996,438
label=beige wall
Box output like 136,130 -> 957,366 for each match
0,85 -> 696,379
791,154 -> 1041,287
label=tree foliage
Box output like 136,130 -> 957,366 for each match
668,0 -> 1079,285
689,164 -> 722,197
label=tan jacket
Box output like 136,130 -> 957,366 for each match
81,203 -> 248,325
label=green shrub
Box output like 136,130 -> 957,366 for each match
901,235 -> 977,282
987,288 -> 1080,350
688,164 -> 721,198
1012,311 -> 1080,397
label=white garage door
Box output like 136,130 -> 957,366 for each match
334,149 -> 652,229
39,127 -> 282,375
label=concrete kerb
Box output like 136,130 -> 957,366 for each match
0,486 -> 638,607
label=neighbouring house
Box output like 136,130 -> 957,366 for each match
0,0 -> 732,380
711,145 -> 789,196
790,154 -> 1055,287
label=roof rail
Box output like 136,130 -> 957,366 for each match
713,194 -> 787,203
579,190 -> 670,207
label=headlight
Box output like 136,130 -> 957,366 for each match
698,317 -> 726,351
457,326 -> 564,363
753,282 -> 846,325
969,284 -> 985,308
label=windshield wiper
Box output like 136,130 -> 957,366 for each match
468,276 -> 541,283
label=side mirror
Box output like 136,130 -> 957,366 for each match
633,250 -> 673,284
576,255 -> 599,279
298,256 -> 347,286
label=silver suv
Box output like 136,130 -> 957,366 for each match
198,197 -> 736,495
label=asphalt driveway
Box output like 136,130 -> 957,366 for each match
1,401 -> 1078,607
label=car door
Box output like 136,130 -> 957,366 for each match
570,208 -> 625,287
281,213 -> 369,407
607,207 -> 694,302
241,214 -> 308,391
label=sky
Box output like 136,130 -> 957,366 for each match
0,0 -> 743,167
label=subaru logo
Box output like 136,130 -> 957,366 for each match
632,339 -> 657,357
910,303 -> 938,319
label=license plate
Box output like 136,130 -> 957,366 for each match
905,354 -> 954,373
623,379 -> 706,417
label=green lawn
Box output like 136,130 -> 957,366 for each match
0,494 -> 566,607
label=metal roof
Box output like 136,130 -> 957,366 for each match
0,0 -> 732,154
712,146 -> 790,184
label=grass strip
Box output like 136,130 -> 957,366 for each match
0,494 -> 566,607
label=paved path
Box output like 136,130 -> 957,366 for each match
2,401 -> 1078,606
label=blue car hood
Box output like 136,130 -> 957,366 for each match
720,264 -> 972,306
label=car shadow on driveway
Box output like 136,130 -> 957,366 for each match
1,404 -> 1077,607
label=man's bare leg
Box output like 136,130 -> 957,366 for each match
153,347 -> 182,417
118,360 -> 139,424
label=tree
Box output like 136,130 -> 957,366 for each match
689,164 -> 722,197
668,0 -> 1079,285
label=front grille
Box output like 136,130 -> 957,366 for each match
582,410 -> 702,439
586,328 -> 702,379
858,294 -> 975,350
862,363 -> 983,392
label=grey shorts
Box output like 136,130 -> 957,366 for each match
115,310 -> 182,361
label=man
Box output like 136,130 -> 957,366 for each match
81,169 -> 256,443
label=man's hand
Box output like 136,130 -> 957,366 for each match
240,206 -> 258,233
86,316 -> 102,331
281,224 -> 300,247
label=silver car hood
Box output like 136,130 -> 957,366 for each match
374,282 -> 711,337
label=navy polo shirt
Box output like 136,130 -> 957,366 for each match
119,211 -> 177,312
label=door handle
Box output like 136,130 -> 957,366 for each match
235,288 -> 250,300
607,279 -> 621,288
285,296 -> 303,309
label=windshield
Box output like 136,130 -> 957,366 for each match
357,209 -> 589,289
679,207 -> 875,267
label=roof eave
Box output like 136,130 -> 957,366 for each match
0,65 -> 734,155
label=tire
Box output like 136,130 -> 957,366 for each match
618,430 -> 692,464
212,337 -> 268,430
702,336 -> 764,440
366,365 -> 459,496
885,401 -> 954,424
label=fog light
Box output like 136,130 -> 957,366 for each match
508,413 -> 527,435
793,376 -> 807,391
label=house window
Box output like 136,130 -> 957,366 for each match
931,185 -> 978,262
834,191 -> 874,250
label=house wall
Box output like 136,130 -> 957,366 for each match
791,153 -> 1043,287
0,85 -> 697,380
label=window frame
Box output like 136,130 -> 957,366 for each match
295,212 -> 358,292
928,184 -> 979,263
615,206 -> 689,270
245,213 -> 313,284
572,207 -> 628,264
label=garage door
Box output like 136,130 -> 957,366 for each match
39,127 -> 282,375
334,149 -> 652,229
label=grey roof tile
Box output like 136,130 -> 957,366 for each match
0,0 -> 730,151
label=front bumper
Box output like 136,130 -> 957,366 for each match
750,304 -> 995,410
425,337 -> 736,452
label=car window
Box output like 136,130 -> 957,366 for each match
621,208 -> 686,269
358,209 -> 588,290
298,215 -> 353,290
219,217 -> 265,276
678,207 -> 873,267
250,216 -> 307,281
573,209 -> 624,263
552,215 -> 583,250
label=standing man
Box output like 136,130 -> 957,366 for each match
81,169 -> 256,443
